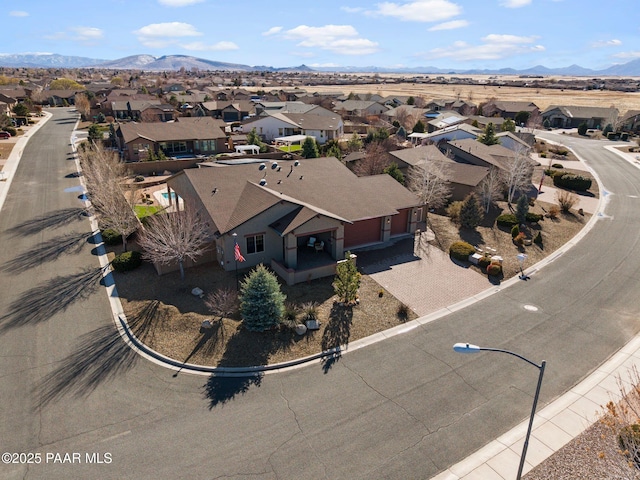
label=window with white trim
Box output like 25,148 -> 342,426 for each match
246,234 -> 264,254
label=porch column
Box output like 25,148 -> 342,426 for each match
334,225 -> 345,258
285,233 -> 297,269
408,207 -> 420,233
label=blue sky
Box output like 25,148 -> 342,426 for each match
3,0 -> 639,70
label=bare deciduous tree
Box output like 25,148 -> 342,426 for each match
205,287 -> 238,321
407,157 -> 452,212
78,144 -> 139,251
476,166 -> 504,213
394,107 -> 415,130
503,145 -> 534,203
74,93 -> 90,121
137,205 -> 211,281
352,141 -> 390,176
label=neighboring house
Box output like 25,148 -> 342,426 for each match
541,105 -> 619,129
0,93 -> 17,112
408,123 -> 480,145
116,117 -> 227,160
425,98 -> 476,114
111,99 -> 174,121
381,105 -> 428,124
165,157 -> 423,285
445,138 -> 525,172
483,100 -> 540,119
45,90 -> 80,106
194,100 -> 256,122
495,131 -> 534,152
334,100 -> 388,117
254,101 -> 317,116
620,110 -> 640,133
241,112 -> 344,144
427,111 -> 468,132
388,145 -> 489,201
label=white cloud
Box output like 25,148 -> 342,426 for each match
134,22 -> 202,47
428,19 -> 469,31
263,26 -> 283,36
591,39 -> 622,48
70,27 -> 104,42
500,0 -> 531,7
180,41 -> 239,51
370,0 -> 462,22
282,24 -> 379,55
425,34 -> 544,61
614,51 -> 640,59
158,0 -> 204,6
9,11 -> 29,17
309,62 -> 342,68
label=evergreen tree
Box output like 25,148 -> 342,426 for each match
333,253 -> 361,304
407,96 -> 415,105
396,126 -> 407,140
478,122 -> 500,145
88,124 -> 102,142
384,162 -> 404,184
577,122 -> 588,136
515,111 -> 531,126
516,194 -> 529,225
502,118 -> 516,132
240,264 -> 286,332
459,193 -> 483,229
413,119 -> 426,133
347,132 -> 363,152
301,136 -> 319,158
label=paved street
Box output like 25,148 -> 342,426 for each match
1,114 -> 640,479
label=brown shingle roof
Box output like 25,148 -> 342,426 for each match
170,157 -> 421,234
119,118 -> 226,144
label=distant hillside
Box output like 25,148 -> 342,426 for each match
1,52 -> 640,76
0,53 -> 106,68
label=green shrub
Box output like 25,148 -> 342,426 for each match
111,250 -> 142,272
553,173 -> 592,191
478,256 -> 492,269
533,231 -> 543,245
540,152 -> 547,158
101,228 -> 122,245
449,241 -> 475,261
511,224 -> 520,238
544,168 -> 558,177
496,213 -> 518,227
4,126 -> 17,136
577,122 -> 588,136
551,163 -> 564,169
526,212 -> 544,223
486,262 -> 502,276
618,424 -> 640,468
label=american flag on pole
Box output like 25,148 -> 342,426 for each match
234,241 -> 245,262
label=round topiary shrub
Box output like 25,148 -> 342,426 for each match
111,250 -> 142,272
486,262 -> 502,276
101,228 -> 122,246
449,241 -> 475,262
551,163 -> 564,169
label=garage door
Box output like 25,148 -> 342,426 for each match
344,218 -> 381,248
390,209 -> 410,236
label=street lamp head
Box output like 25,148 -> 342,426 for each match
453,342 -> 481,353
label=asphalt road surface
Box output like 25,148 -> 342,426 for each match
1,112 -> 639,480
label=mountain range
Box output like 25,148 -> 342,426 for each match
1,53 -> 640,76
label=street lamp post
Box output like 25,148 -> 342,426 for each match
453,342 -> 546,480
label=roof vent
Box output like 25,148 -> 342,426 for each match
259,178 -> 267,186
258,163 -> 266,171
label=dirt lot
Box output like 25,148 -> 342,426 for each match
309,81 -> 640,112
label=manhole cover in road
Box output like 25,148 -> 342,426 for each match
523,304 -> 539,312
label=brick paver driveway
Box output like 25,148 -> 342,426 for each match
356,231 -> 491,316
